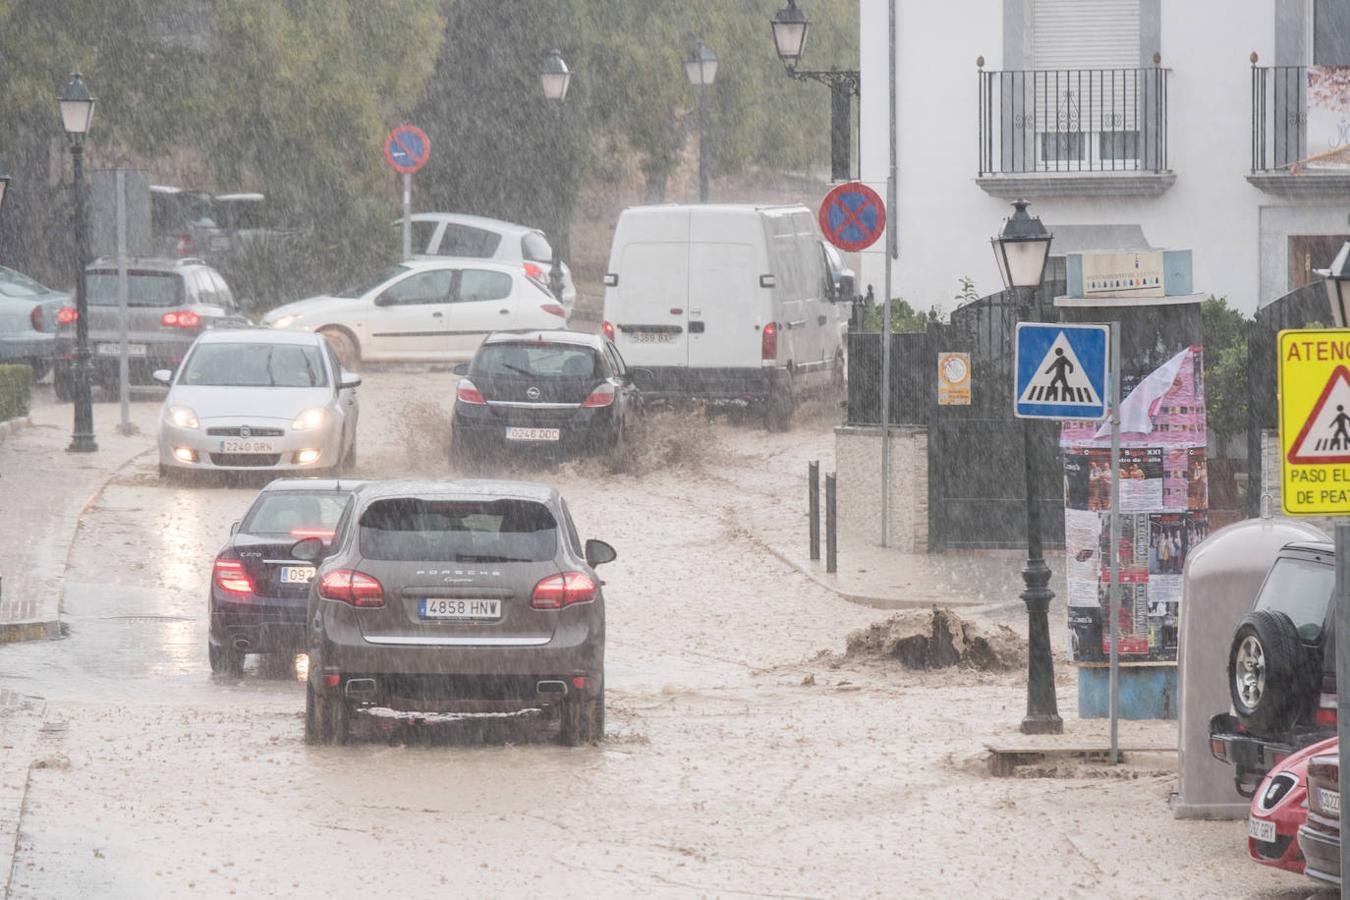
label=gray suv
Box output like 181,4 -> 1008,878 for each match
49,257 -> 249,401
296,480 -> 615,746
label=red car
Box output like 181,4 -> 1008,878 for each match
1247,736 -> 1337,872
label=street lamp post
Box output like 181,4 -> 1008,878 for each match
992,198 -> 1062,735
540,49 -> 571,303
769,0 -> 860,182
685,39 -> 718,204
60,72 -> 97,454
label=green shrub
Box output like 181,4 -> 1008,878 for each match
0,364 -> 31,422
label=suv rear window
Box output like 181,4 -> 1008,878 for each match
358,498 -> 558,562
434,225 -> 502,259
1254,557 -> 1336,641
87,272 -> 183,307
472,343 -> 602,379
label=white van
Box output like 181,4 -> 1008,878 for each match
600,204 -> 851,428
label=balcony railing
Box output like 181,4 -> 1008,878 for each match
977,65 -> 1170,176
1251,65 -> 1306,171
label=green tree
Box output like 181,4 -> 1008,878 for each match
1200,295 -> 1249,455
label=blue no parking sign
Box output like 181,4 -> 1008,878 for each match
1013,323 -> 1109,420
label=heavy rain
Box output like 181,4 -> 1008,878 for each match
0,1 -> 1347,898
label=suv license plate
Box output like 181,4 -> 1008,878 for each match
97,343 -> 147,357
279,565 -> 315,585
505,427 -> 560,442
421,599 -> 501,620
1247,817 -> 1276,842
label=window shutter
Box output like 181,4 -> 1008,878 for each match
1032,0 -> 1141,70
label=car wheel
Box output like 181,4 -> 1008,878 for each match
53,367 -> 74,403
208,639 -> 244,676
765,379 -> 794,432
342,438 -> 358,471
560,688 -> 604,746
449,428 -> 481,474
304,681 -> 325,745
319,327 -> 360,371
1228,609 -> 1309,734
830,351 -> 846,396
329,693 -> 351,745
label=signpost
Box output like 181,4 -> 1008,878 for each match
384,125 -> 431,261
91,168 -> 150,436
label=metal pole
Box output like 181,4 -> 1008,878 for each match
1108,322 -> 1122,763
826,474 -> 838,574
830,80 -> 851,182
809,460 -> 821,561
67,138 -> 97,453
550,105 -> 566,300
879,0 -> 896,547
698,87 -> 709,204
116,169 -> 130,435
1335,522 -> 1350,895
401,173 -> 412,261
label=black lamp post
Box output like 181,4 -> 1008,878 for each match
540,49 -> 571,303
685,39 -> 718,203
770,0 -> 860,182
60,72 -> 97,454
992,198 -> 1062,735
1316,241 -> 1350,328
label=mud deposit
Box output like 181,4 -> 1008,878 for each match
845,607 -> 1027,671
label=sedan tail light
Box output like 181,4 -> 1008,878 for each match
531,572 -> 597,609
540,303 -> 566,318
523,261 -> 545,281
761,322 -> 778,360
318,569 -> 385,607
162,310 -> 201,328
581,383 -> 615,408
456,378 -> 486,405
56,306 -> 78,326
602,320 -> 615,341
213,558 -> 254,595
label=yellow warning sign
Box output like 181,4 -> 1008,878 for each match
1279,328 -> 1350,515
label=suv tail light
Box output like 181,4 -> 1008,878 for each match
318,569 -> 385,607
56,306 -> 78,326
581,382 -> 615,408
602,320 -> 615,341
161,310 -> 201,328
456,378 -> 486,405
761,322 -> 778,360
213,558 -> 254,595
523,261 -> 545,281
531,572 -> 597,609
540,303 -> 566,318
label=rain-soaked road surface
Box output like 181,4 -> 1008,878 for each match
0,370 -> 1313,897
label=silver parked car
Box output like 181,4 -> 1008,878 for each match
155,329 -> 360,479
0,266 -> 70,380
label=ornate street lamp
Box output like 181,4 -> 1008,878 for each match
685,39 -> 718,203
60,72 -> 97,454
769,0 -> 859,182
540,50 -> 571,302
992,198 -> 1062,735
1316,241 -> 1350,328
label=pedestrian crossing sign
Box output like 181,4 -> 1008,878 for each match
1013,322 -> 1110,420
1279,329 -> 1350,515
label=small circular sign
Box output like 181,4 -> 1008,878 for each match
940,354 -> 969,386
818,181 -> 886,252
384,125 -> 431,175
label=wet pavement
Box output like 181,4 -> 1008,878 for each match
0,371 -> 1320,897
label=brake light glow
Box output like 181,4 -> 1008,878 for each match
56,306 -> 78,326
523,261 -> 544,281
1316,704 -> 1338,728
581,382 -> 615,408
531,572 -> 597,609
213,558 -> 254,595
318,569 -> 385,607
456,378 -> 486,405
162,310 -> 201,328
762,322 -> 778,360
290,528 -> 335,540
540,303 -> 566,318
602,320 -> 615,341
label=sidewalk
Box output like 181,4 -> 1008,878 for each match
0,385 -> 155,642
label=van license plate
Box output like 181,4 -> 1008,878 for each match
421,598 -> 501,620
632,332 -> 675,343
505,427 -> 560,442
1247,817 -> 1276,842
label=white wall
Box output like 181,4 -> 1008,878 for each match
859,0 -> 1287,314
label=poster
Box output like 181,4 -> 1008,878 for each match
1306,67 -> 1350,164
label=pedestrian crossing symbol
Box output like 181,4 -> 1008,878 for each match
1013,322 -> 1109,420
1279,329 -> 1350,514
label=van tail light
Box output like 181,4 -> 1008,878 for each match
456,378 -> 486,406
1317,684 -> 1338,727
318,569 -> 384,607
531,572 -> 597,609
523,261 -> 545,281
602,320 -> 615,342
56,306 -> 79,326
161,310 -> 201,328
581,383 -> 615,408
540,303 -> 566,318
762,322 -> 778,360
212,558 -> 254,595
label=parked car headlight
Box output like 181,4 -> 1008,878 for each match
167,406 -> 199,429
292,408 -> 327,431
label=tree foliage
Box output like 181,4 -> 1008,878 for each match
1200,295 -> 1249,453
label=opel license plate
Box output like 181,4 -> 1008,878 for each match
1247,817 -> 1276,843
421,598 -> 501,620
279,565 -> 315,585
96,342 -> 147,357
505,427 -> 560,442
220,439 -> 275,453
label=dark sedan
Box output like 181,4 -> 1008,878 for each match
209,478 -> 364,674
450,330 -> 640,467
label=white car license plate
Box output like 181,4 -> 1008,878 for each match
96,343 -> 147,357
420,598 -> 501,620
1318,788 -> 1341,814
631,332 -> 675,344
1247,817 -> 1276,843
219,439 -> 275,453
279,565 -> 315,585
505,427 -> 560,442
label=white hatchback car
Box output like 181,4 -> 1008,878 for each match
155,329 -> 360,478
262,258 -> 566,366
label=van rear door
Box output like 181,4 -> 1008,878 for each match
687,242 -> 757,369
607,208 -> 691,368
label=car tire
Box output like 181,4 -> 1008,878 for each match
304,681 -> 325,745
342,438 -> 358,472
208,639 -> 244,677
765,378 -> 794,432
560,688 -> 604,746
449,428 -> 481,474
319,328 -> 360,371
1228,609 -> 1309,734
329,693 -> 351,745
53,367 -> 74,403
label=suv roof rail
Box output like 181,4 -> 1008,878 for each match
175,257 -> 207,267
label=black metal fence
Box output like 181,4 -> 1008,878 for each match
1251,65 -> 1306,171
978,66 -> 1169,176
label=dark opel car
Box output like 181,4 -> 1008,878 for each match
450,330 -> 640,467
209,479 -> 362,674
297,480 -> 616,746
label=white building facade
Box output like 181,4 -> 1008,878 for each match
856,0 -> 1350,314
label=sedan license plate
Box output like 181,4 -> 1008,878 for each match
220,439 -> 275,453
631,331 -> 675,344
96,342 -> 147,357
505,427 -> 560,442
279,565 -> 315,585
420,598 -> 501,620
1318,788 -> 1341,815
1247,817 -> 1276,843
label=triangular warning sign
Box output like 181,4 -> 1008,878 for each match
1017,331 -> 1103,406
1288,364 -> 1350,464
